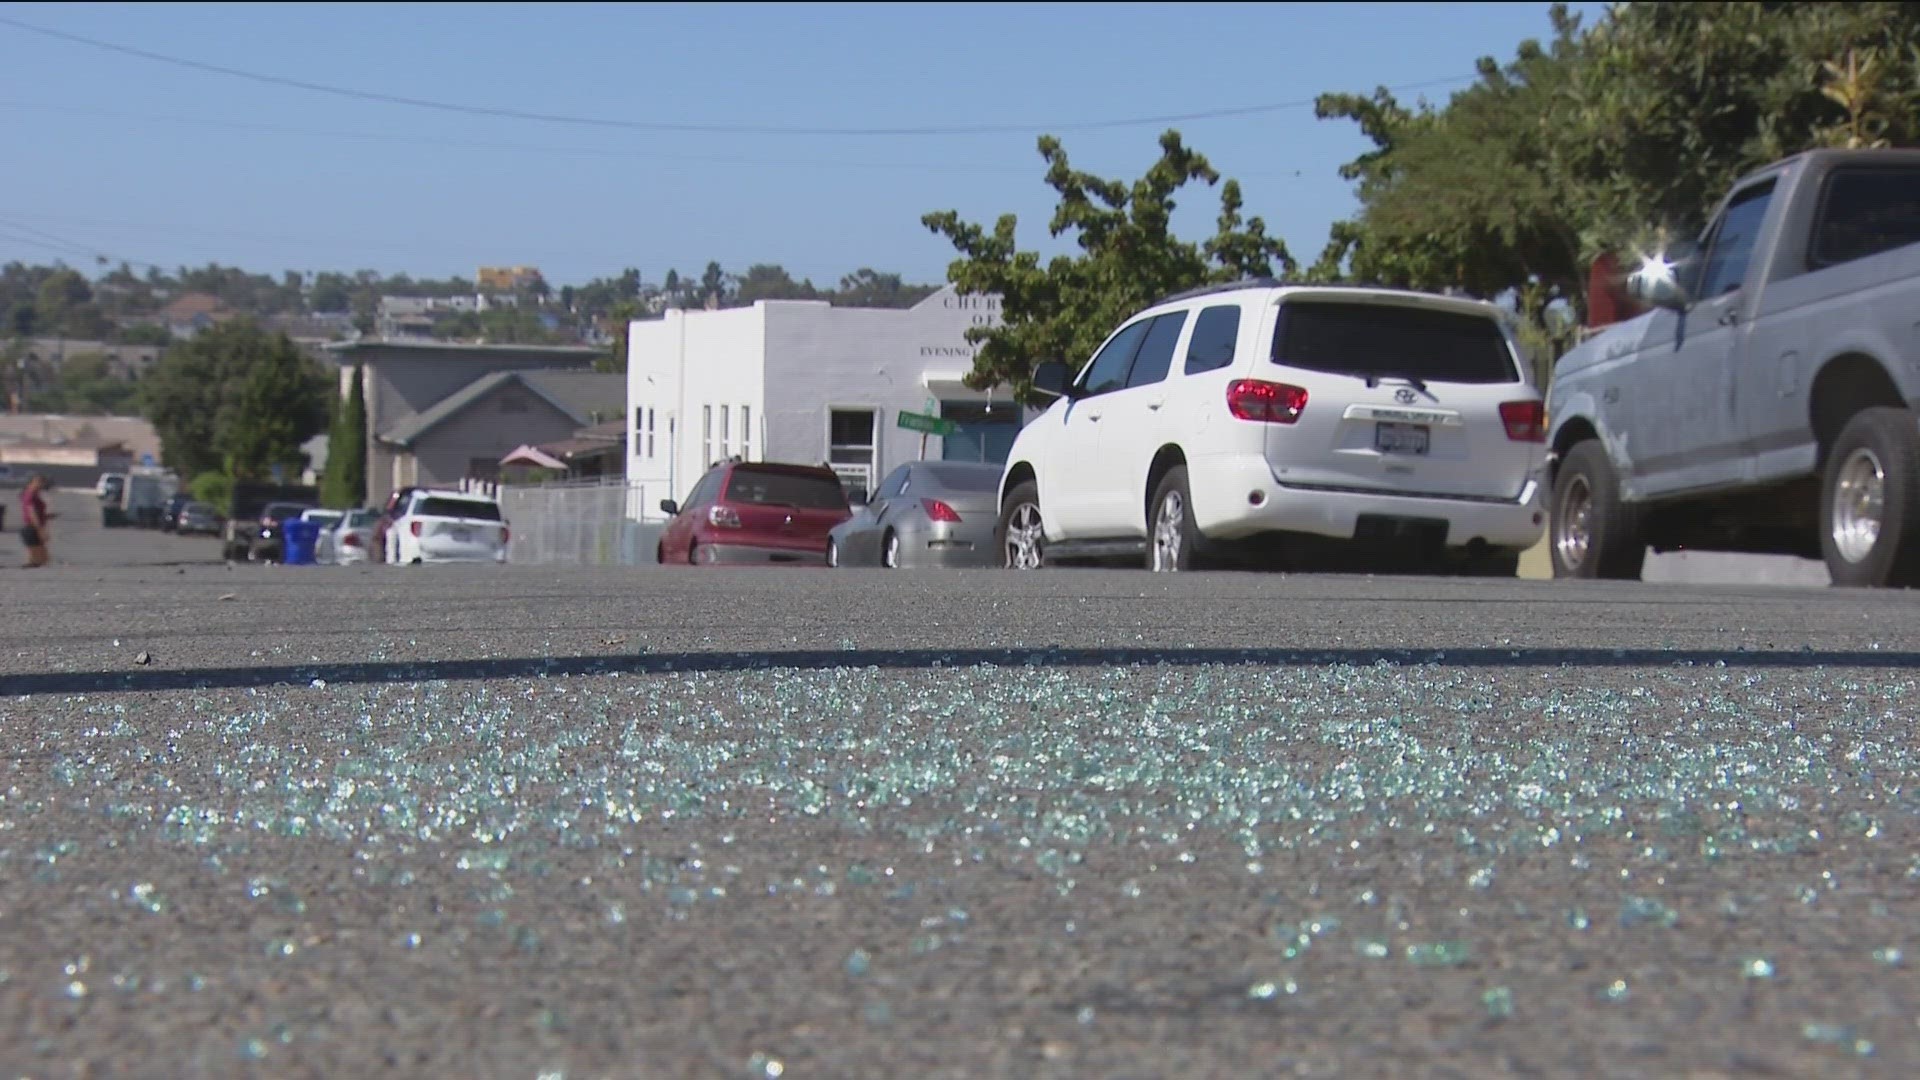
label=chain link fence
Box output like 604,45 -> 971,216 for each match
489,478 -> 665,567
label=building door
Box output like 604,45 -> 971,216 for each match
828,408 -> 877,501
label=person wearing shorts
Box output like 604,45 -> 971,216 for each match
20,474 -> 54,568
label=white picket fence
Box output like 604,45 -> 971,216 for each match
481,477 -> 664,567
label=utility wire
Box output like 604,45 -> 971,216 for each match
0,101 -> 1314,179
0,14 -> 1475,137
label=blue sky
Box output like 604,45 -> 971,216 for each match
0,1 -> 1603,289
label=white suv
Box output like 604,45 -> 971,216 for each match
995,281 -> 1549,572
387,489 -> 510,564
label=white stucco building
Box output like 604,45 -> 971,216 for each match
625,286 -> 1034,512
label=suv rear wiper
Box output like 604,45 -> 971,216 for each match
1365,373 -> 1429,392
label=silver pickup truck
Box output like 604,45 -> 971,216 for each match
1546,148 -> 1920,587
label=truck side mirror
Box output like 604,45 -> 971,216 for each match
659,499 -> 679,516
1626,241 -> 1700,312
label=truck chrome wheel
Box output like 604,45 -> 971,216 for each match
1554,474 -> 1593,571
1831,447 -> 1886,564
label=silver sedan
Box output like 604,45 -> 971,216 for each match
827,461 -> 1003,569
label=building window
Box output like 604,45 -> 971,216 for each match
740,405 -> 751,461
645,408 -> 655,458
828,408 -> 877,498
703,405 -> 713,467
720,405 -> 731,459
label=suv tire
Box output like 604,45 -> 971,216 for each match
999,481 -> 1045,570
1820,407 -> 1920,588
1550,440 -> 1644,580
1148,466 -> 1201,572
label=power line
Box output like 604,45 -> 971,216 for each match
0,101 -> 1318,180
0,217 -> 167,273
0,14 -> 1476,138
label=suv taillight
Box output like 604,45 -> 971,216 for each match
708,505 -> 741,528
1227,380 -> 1309,424
501,525 -> 510,544
409,521 -> 422,537
922,499 -> 962,523
1499,400 -> 1547,442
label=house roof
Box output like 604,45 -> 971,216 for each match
323,339 -> 601,359
378,369 -> 623,448
501,445 -> 568,470
160,292 -> 232,320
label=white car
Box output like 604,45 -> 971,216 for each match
386,490 -> 509,565
996,281 -> 1549,573
318,508 -> 380,565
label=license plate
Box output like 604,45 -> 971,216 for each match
1375,422 -> 1430,455
451,527 -> 472,542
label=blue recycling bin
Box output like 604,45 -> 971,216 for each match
282,519 -> 322,566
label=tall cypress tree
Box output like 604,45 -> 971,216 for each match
321,365 -> 367,508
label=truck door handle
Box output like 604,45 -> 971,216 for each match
1147,401 -> 1164,411
1603,387 -> 1620,404
1086,412 -> 1102,422
1718,310 -> 1740,327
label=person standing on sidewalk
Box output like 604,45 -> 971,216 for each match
20,474 -> 54,567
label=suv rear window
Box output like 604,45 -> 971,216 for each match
724,468 -> 849,510
415,497 -> 503,521
1272,301 -> 1517,384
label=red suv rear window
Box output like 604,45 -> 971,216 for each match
724,469 -> 848,510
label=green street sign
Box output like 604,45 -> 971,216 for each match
897,410 -> 957,437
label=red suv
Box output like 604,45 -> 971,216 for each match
657,461 -> 852,565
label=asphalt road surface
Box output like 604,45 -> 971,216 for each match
1,491 -> 1916,1077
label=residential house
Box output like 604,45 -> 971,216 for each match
323,339 -> 604,505
14,338 -> 164,384
499,418 -> 625,482
377,370 -> 624,491
159,292 -> 237,339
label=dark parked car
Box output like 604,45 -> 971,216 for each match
656,461 -> 852,566
159,492 -> 194,533
250,501 -> 315,562
176,502 -> 223,536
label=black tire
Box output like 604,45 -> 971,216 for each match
1819,407 -> 1920,588
687,541 -> 700,566
998,481 -> 1045,570
1550,440 -> 1645,580
825,538 -> 840,568
656,543 -> 666,565
881,531 -> 900,569
1147,466 -> 1202,572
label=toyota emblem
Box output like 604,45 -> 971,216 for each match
1394,387 -> 1418,404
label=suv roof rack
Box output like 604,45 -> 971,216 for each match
1150,277 -> 1289,307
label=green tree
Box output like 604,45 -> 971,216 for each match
733,264 -> 821,304
828,268 -> 938,309
141,318 -> 331,480
320,366 -> 367,508
1312,1 -> 1920,354
595,299 -> 641,374
923,130 -> 1294,401
43,352 -> 140,416
189,470 -> 233,512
